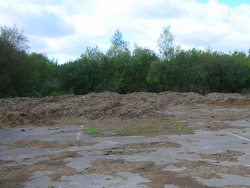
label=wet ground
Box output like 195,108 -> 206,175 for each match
0,112 -> 250,188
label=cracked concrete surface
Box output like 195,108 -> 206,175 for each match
0,121 -> 250,188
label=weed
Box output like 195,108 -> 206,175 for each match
88,115 -> 97,120
85,127 -> 98,134
170,121 -> 195,134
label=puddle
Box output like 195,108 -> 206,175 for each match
157,108 -> 242,115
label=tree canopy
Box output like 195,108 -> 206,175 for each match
1,25 -> 250,98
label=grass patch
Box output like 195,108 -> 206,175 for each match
91,121 -> 190,137
84,120 -> 195,137
170,121 -> 195,134
85,127 -> 98,135
88,115 -> 97,120
113,124 -> 161,136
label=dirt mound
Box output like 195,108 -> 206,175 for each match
1,92 -> 250,127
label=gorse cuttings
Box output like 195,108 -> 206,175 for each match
1,25 -> 250,98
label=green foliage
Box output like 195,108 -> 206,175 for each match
108,30 -> 130,57
170,121 -> 195,134
202,52 -> 248,93
147,60 -> 167,92
28,53 -> 58,96
85,127 -> 98,135
0,26 -> 58,97
88,115 -> 97,120
0,26 -> 30,97
158,26 -> 174,60
58,47 -> 103,95
126,46 -> 158,92
1,25 -> 250,98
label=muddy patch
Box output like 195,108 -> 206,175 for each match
1,139 -> 97,149
173,160 -> 250,179
103,148 -> 155,156
0,151 -> 80,188
39,150 -> 82,161
87,158 -> 208,188
199,150 -> 244,162
203,122 -> 236,131
227,119 -> 250,127
0,160 -> 15,166
1,139 -> 61,149
115,141 -> 181,150
103,141 -> 180,156
223,186 -> 250,188
157,108 -> 242,115
0,162 -> 77,188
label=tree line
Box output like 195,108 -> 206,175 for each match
1,25 -> 250,98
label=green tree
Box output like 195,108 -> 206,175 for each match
158,26 -> 179,60
203,52 -> 247,93
106,30 -> 131,93
0,25 -> 31,97
147,60 -> 166,92
128,46 -> 158,92
58,47 -> 102,94
107,30 -> 130,57
28,53 -> 58,96
166,49 -> 206,93
2,25 -> 250,97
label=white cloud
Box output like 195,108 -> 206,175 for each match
0,0 -> 250,63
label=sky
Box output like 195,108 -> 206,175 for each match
0,0 -> 250,64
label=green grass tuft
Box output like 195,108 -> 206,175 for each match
170,121 -> 195,134
88,115 -> 97,120
85,127 -> 98,134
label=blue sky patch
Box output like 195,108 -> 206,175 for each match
197,0 -> 250,7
